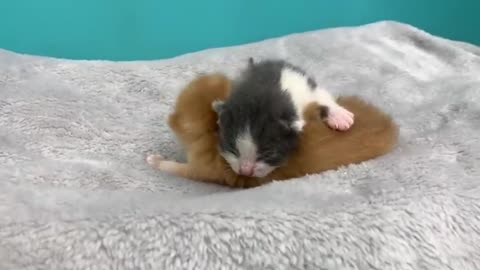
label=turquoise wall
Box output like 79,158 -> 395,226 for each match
0,0 -> 478,61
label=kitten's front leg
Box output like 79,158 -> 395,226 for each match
315,88 -> 354,131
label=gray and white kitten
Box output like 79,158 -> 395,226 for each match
213,58 -> 354,177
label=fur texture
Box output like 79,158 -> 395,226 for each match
269,97 -> 399,180
147,74 -> 398,188
214,59 -> 354,177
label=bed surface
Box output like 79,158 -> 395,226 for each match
1,21 -> 480,269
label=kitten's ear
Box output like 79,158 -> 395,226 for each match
212,100 -> 225,115
248,57 -> 255,67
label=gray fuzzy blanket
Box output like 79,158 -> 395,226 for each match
1,21 -> 480,270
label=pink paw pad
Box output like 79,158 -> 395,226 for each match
326,106 -> 355,131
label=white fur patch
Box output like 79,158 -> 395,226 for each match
313,87 -> 337,107
292,119 -> 306,132
280,67 -> 338,128
235,129 -> 257,162
280,68 -> 315,115
252,161 -> 275,177
221,151 -> 240,173
221,128 -> 277,177
221,128 -> 258,175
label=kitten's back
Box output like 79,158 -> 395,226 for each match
167,74 -> 233,184
168,74 -> 231,143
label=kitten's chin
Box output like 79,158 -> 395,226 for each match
252,171 -> 271,178
227,161 -> 274,178
252,163 -> 276,178
221,152 -> 275,177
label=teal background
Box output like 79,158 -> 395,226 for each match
0,0 -> 478,61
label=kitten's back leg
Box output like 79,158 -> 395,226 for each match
147,154 -> 240,186
146,154 -> 189,176
146,154 -> 266,188
146,154 -> 221,182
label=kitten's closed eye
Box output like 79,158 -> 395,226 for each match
258,150 -> 276,159
228,151 -> 239,157
221,144 -> 239,156
258,150 -> 282,164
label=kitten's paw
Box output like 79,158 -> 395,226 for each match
326,106 -> 354,131
292,119 -> 306,132
146,154 -> 164,167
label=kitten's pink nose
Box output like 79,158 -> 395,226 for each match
239,161 -> 255,176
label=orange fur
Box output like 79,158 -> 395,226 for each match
268,97 -> 399,179
147,74 -> 399,188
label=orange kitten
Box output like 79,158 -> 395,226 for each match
268,97 -> 398,180
147,74 -> 398,188
146,74 -> 243,186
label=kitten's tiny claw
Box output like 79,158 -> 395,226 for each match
326,106 -> 354,131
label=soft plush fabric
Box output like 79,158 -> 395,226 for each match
1,21 -> 480,270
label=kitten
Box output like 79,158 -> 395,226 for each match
146,74 -> 398,188
146,74 -> 234,186
213,58 -> 354,178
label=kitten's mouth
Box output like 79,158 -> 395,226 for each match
238,161 -> 273,177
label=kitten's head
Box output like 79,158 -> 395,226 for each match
168,74 -> 231,146
213,101 -> 300,177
